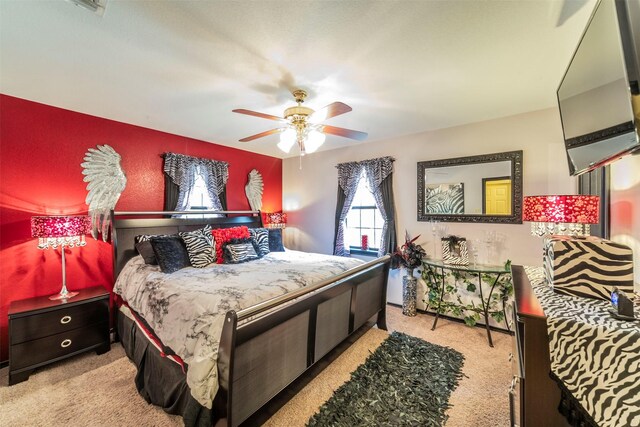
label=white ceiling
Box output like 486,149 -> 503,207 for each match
0,0 -> 596,158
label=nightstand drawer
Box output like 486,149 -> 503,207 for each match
10,299 -> 108,344
10,322 -> 109,370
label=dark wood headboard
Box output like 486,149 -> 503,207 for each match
111,211 -> 263,280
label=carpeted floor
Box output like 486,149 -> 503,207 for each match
0,306 -> 511,426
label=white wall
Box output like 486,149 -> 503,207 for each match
610,154 -> 640,287
283,107 -> 576,271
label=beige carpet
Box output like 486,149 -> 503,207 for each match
0,306 -> 511,426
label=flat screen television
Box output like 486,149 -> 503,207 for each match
557,0 -> 640,176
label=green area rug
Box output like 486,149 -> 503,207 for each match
307,332 -> 465,427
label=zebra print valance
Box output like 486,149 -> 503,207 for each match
525,267 -> 640,427
164,153 -> 229,194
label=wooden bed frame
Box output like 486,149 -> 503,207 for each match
111,211 -> 391,427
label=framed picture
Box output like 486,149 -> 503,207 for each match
442,236 -> 469,265
424,183 -> 465,214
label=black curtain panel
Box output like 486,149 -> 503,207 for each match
164,173 -> 180,211
380,173 -> 397,255
333,186 -> 347,255
578,166 -> 610,239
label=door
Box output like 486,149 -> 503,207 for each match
484,178 -> 512,215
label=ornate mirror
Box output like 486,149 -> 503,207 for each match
417,150 -> 523,223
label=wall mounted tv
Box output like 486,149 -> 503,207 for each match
557,0 -> 640,176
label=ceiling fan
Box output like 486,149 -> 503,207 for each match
233,89 -> 368,155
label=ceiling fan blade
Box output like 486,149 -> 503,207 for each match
310,102 -> 352,122
239,128 -> 284,142
320,125 -> 368,141
232,109 -> 287,122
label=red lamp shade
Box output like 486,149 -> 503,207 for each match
265,212 -> 287,229
523,195 -> 600,224
31,215 -> 92,238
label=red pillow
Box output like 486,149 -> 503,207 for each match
211,226 -> 251,263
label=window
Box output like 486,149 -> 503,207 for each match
186,166 -> 217,217
345,170 -> 384,253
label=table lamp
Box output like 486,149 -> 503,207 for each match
522,195 -> 600,237
265,212 -> 287,229
31,215 -> 92,300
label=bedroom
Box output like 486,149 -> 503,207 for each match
1,0 -> 639,426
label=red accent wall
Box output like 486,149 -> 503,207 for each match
0,94 -> 282,361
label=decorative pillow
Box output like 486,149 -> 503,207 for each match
211,226 -> 251,263
222,238 -> 260,264
150,236 -> 192,273
135,234 -> 166,244
179,225 -> 215,268
268,228 -> 285,252
249,228 -> 270,257
135,240 -> 158,265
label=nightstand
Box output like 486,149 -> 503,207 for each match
8,286 -> 110,385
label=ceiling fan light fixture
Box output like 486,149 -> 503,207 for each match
278,128 -> 297,153
304,130 -> 326,154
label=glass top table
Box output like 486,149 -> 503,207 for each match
422,258 -> 512,347
422,258 -> 510,274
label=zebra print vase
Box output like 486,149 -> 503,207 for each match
402,272 -> 417,317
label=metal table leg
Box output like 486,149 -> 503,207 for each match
431,266 -> 446,331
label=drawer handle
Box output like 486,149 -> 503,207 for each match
508,352 -> 513,362
60,339 -> 72,348
60,316 -> 72,324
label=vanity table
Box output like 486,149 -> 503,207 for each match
422,258 -> 512,347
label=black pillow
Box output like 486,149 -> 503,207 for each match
135,240 -> 157,265
268,228 -> 285,252
223,238 -> 260,264
150,236 -> 191,273
249,228 -> 270,257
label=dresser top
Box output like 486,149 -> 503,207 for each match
9,286 -> 109,316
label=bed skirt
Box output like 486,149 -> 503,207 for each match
117,309 -> 223,426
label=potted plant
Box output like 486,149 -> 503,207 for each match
391,232 -> 426,316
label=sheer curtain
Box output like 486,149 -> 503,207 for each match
163,153 -> 229,212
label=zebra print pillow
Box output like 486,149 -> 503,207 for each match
179,225 -> 215,268
249,228 -> 270,256
222,238 -> 260,264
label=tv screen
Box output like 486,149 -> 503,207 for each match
557,0 -> 640,176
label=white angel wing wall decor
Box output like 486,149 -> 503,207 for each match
245,169 -> 263,212
81,145 -> 127,241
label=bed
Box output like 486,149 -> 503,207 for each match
111,211 -> 390,427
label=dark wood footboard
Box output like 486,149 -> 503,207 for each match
217,256 -> 390,427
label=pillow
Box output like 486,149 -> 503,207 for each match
179,225 -> 215,268
135,234 -> 166,244
211,226 -> 251,264
268,228 -> 285,252
249,228 -> 270,257
135,240 -> 158,265
150,236 -> 192,273
222,238 -> 260,264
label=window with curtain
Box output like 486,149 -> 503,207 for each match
334,156 -> 396,257
163,153 -> 229,214
345,170 -> 385,253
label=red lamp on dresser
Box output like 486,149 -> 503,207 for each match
31,215 -> 92,300
522,195 -> 600,237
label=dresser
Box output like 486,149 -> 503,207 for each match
8,286 -> 110,385
510,265 -> 569,427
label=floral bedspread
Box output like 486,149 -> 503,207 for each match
113,250 -> 362,408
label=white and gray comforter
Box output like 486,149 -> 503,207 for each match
113,250 -> 363,409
